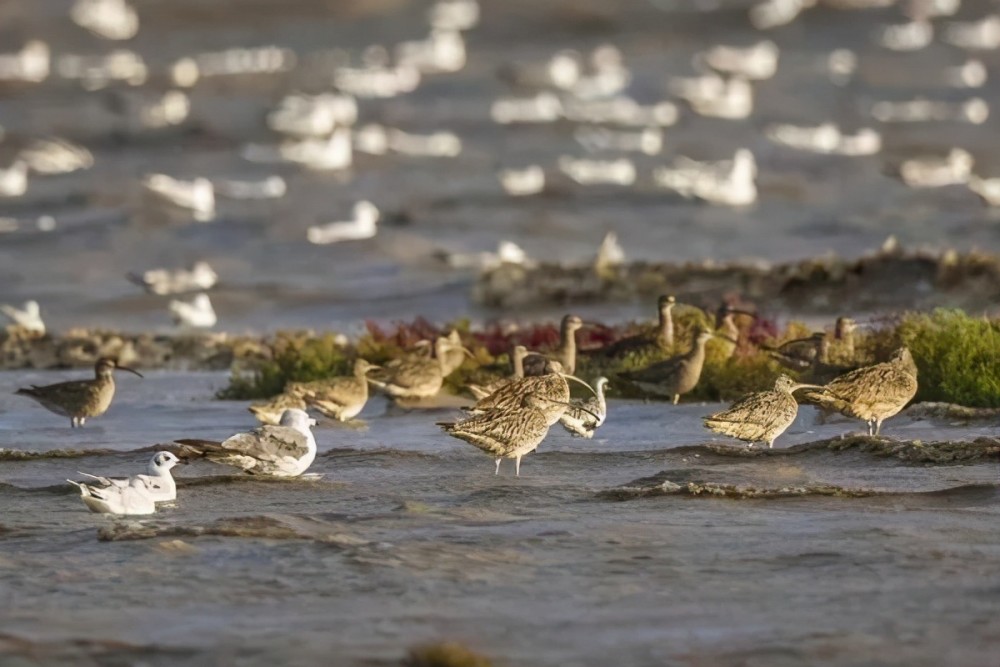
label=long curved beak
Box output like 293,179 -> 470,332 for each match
559,373 -> 597,397
790,383 -> 824,392
117,365 -> 144,378
458,346 -> 475,359
533,396 -> 602,422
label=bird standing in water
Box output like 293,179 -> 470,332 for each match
16,357 -> 143,427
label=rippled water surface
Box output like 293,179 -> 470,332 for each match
1,371 -> 998,665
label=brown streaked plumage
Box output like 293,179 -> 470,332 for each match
703,375 -> 821,448
599,295 -> 676,359
619,328 -> 716,404
368,337 -> 470,399
467,345 -> 529,400
803,347 -> 918,436
437,329 -> 468,377
15,357 -> 143,427
286,359 -> 380,422
766,332 -> 827,371
249,392 -> 308,425
466,359 -> 588,426
712,303 -> 754,360
438,399 -> 551,476
523,314 -> 584,376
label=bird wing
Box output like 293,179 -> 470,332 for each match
77,471 -> 128,488
619,355 -> 684,383
220,425 -> 312,463
296,377 -> 362,407
439,407 -> 549,455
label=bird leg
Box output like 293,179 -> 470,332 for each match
494,458 -> 501,475
672,394 -> 679,405
515,456 -> 521,477
874,419 -> 883,436
767,440 -> 774,449
867,420 -> 874,436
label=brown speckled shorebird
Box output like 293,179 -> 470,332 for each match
712,303 -> 754,360
286,359 -> 381,422
619,328 -> 717,404
703,375 -> 822,448
600,295 -> 676,359
559,376 -> 609,439
466,359 -> 595,425
368,337 -> 470,399
766,332 -> 827,371
439,391 -> 600,476
523,314 -> 585,376
248,392 -> 308,425
803,347 -> 918,436
15,357 -> 143,427
437,329 -> 468,377
467,344 -> 529,400
833,316 -> 857,362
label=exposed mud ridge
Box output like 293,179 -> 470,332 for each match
903,402 -> 1000,422
97,514 -> 368,545
681,436 -> 1000,464
598,477 -> 881,501
0,447 -> 120,461
0,326 -> 274,371
0,633 -> 197,665
474,247 -> 1000,313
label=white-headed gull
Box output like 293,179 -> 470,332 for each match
176,408 -> 318,477
307,201 -> 379,244
0,300 -> 45,334
128,261 -> 218,295
169,293 -> 217,328
71,452 -> 182,505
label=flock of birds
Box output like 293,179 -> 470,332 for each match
11,293 -> 918,515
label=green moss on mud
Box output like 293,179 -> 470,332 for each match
219,310 -> 1000,407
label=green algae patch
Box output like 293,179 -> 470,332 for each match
404,642 -> 494,667
202,310 -> 1000,407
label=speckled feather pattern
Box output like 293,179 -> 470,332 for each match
440,406 -> 550,458
704,389 -> 799,445
805,353 -> 918,423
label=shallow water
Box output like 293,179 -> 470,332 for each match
2,1 -> 1000,332
1,371 -> 998,666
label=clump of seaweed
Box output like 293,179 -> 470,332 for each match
404,642 -> 493,667
217,309 -> 1000,408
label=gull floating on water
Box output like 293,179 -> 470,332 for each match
396,30 -> 466,74
898,148 -> 973,188
0,161 -> 28,198
214,175 -> 287,200
142,174 -> 216,221
176,408 -> 318,477
18,138 -> 94,174
943,15 -> 1000,50
670,73 -> 753,120
70,0 -> 139,41
170,46 -> 296,87
904,0 -> 960,19
871,97 -> 988,124
697,40 -> 779,80
491,92 -> 563,124
827,49 -> 857,85
497,50 -> 581,90
876,19 -> 933,51
68,476 -> 155,515
387,129 -> 461,157
653,149 -> 758,207
334,50 -> 421,98
498,165 -> 545,196
944,59 -> 987,88
70,452 -> 182,506
766,122 -> 881,156
243,128 -> 353,170
308,201 -> 380,244
558,156 -> 636,186
108,89 -> 190,131
129,261 -> 218,295
169,293 -> 217,328
437,240 -> 533,271
428,0 -> 480,31
750,0 -> 815,30
0,41 -> 49,83
569,45 -> 630,100
0,300 -> 45,333
561,96 -> 679,127
968,175 -> 1000,207
574,126 -> 662,155
594,232 -> 626,274
267,93 -> 358,137
57,49 -> 147,90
